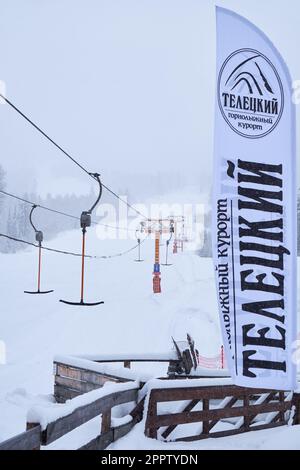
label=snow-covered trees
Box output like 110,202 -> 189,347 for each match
0,187 -> 103,253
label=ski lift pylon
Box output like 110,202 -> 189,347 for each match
161,220 -> 174,267
60,173 -> 104,307
24,204 -> 54,295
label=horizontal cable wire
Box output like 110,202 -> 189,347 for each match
0,231 -> 150,260
0,189 -> 137,233
0,94 -> 147,220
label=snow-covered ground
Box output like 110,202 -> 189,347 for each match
109,421 -> 300,451
0,227 -> 299,449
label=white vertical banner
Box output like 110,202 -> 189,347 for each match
213,7 -> 297,390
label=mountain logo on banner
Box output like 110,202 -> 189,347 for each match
218,48 -> 284,139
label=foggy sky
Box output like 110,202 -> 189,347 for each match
0,0 -> 299,198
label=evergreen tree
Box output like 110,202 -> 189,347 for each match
5,207 -> 17,253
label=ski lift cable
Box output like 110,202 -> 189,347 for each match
0,232 -> 90,257
101,182 -> 147,220
0,231 -> 150,260
0,94 -> 147,220
0,189 -> 137,233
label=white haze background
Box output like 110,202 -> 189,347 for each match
0,0 -> 299,199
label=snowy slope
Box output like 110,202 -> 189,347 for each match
0,227 -> 220,442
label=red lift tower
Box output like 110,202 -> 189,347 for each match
141,219 -> 174,294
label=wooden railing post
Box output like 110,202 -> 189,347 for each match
292,392 -> 300,425
101,410 -> 112,434
145,394 -> 158,439
278,391 -> 285,423
26,422 -> 41,450
243,395 -> 250,430
202,399 -> 210,435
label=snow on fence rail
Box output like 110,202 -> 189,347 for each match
144,381 -> 300,442
0,382 -> 140,451
2,377 -> 300,450
197,351 -> 226,370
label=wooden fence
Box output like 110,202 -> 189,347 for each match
0,384 -> 140,450
145,384 -> 300,442
1,382 -> 300,449
0,426 -> 42,451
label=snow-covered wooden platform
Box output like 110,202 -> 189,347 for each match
0,375 -> 299,450
53,353 -> 230,403
1,353 -> 298,450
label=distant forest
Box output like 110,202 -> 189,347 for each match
1,164 -> 300,256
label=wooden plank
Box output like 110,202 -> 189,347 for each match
249,392 -> 278,402
207,397 -> 239,432
279,392 -> 285,423
56,363 -> 128,385
79,419 -> 139,450
149,385 -> 286,402
85,358 -> 173,363
269,414 -> 281,425
175,428 -> 246,442
292,392 -> 300,425
79,421 -> 135,450
26,423 -> 41,450
101,411 -> 111,434
249,392 -> 277,425
113,420 -> 135,441
79,430 -> 114,450
94,359 -> 172,363
244,395 -> 250,430
145,396 -> 158,439
42,388 -> 138,445
161,400 -> 200,439
56,364 -> 83,380
55,376 -> 101,394
148,401 -> 291,429
54,384 -> 82,403
130,397 -> 145,424
0,426 -> 41,451
162,374 -> 231,380
248,421 -> 287,433
79,420 -> 135,450
202,399 -> 210,435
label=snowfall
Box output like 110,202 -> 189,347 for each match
0,225 -> 300,450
